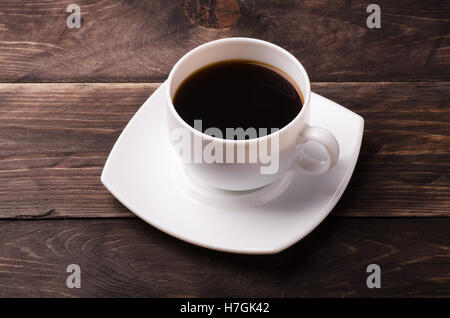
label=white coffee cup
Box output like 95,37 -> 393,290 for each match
166,37 -> 339,191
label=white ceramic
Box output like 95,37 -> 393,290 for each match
101,83 -> 364,254
166,38 -> 340,191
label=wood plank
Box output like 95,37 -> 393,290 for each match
0,83 -> 155,218
313,82 -> 450,217
0,218 -> 448,297
0,82 -> 448,218
0,0 -> 449,82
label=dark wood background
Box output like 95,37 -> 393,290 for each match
0,0 -> 448,297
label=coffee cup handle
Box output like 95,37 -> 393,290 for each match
293,124 -> 340,174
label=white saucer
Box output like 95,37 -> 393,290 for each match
101,83 -> 364,254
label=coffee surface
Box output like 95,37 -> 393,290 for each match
173,60 -> 303,139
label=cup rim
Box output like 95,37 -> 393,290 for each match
166,37 -> 311,144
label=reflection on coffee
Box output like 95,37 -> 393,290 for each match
173,60 -> 303,139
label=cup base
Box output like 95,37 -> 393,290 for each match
171,155 -> 295,209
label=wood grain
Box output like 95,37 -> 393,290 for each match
0,218 -> 448,297
0,82 -> 448,218
0,0 -> 449,82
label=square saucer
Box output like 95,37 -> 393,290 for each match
101,83 -> 364,254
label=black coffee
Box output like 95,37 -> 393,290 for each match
173,60 -> 303,139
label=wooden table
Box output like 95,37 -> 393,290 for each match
0,0 -> 449,297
